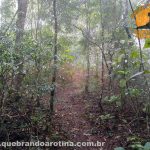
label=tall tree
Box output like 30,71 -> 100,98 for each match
85,1 -> 91,93
15,0 -> 28,46
50,0 -> 58,114
14,0 -> 28,92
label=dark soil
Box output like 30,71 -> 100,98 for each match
53,70 -> 150,150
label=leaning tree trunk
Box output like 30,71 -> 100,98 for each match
14,0 -> 28,92
50,0 -> 58,114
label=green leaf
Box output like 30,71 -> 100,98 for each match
117,70 -> 129,75
119,79 -> 126,88
64,49 -> 71,53
116,101 -> 121,107
117,54 -> 124,63
130,144 -> 144,149
144,38 -> 150,48
144,142 -> 150,150
100,114 -> 114,120
114,147 -> 125,150
128,88 -> 140,97
130,50 -> 139,59
105,95 -> 120,103
144,70 -> 150,74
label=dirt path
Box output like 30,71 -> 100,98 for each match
54,70 -> 105,150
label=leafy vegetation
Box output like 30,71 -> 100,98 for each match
0,0 -> 150,150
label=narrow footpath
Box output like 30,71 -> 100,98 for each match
54,70 -> 105,150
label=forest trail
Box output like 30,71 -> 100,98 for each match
54,70 -> 105,150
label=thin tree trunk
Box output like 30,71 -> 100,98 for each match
85,42 -> 90,93
85,1 -> 90,93
50,0 -> 58,114
95,49 -> 99,78
99,0 -> 104,112
35,0 -> 41,107
14,0 -> 28,92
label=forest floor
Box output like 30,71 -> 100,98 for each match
51,68 -> 149,150
52,69 -> 106,150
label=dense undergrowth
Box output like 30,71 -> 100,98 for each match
0,0 -> 150,150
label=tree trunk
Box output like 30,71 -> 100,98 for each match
95,49 -> 99,78
85,41 -> 90,93
85,1 -> 90,93
50,0 -> 58,114
99,0 -> 104,112
14,0 -> 28,92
